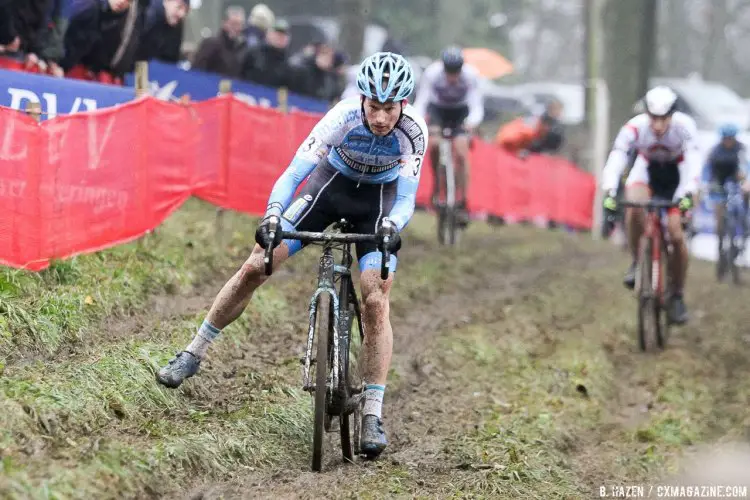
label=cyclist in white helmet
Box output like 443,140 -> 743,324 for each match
601,85 -> 701,324
156,52 -> 428,459
413,45 -> 484,223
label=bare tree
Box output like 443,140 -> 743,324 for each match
602,0 -> 657,141
338,0 -> 372,61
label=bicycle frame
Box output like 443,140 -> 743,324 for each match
621,200 -> 676,301
303,245 -> 342,392
438,128 -> 456,209
644,209 -> 669,300
262,219 -> 390,393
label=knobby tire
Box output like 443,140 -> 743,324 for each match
312,293 -> 331,472
338,277 -> 356,463
637,237 -> 656,352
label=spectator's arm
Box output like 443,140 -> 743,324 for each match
60,0 -> 101,70
35,0 -> 66,63
239,48 -> 257,81
286,60 -> 311,96
164,24 -> 185,63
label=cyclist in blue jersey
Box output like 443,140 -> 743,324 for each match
156,52 -> 428,459
702,123 -> 750,250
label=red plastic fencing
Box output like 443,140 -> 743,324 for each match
0,95 -> 594,271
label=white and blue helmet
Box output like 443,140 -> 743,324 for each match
356,52 -> 415,103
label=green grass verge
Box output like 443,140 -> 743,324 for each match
0,198 -> 260,360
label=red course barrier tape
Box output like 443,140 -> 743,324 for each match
0,95 -> 594,270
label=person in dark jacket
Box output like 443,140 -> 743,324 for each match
191,5 -> 246,78
136,0 -> 188,63
6,0 -> 65,74
527,99 -> 565,154
240,18 -> 290,88
62,0 -> 151,80
0,0 -> 15,47
288,42 -> 342,102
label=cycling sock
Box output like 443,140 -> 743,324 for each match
186,319 -> 221,359
363,384 -> 385,419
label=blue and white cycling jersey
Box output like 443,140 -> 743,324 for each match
264,96 -> 429,231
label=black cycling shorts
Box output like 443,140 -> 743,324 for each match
427,104 -> 469,136
280,160 -> 398,260
647,160 -> 680,200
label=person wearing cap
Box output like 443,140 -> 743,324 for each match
241,18 -> 291,88
245,2 -> 274,49
288,41 -> 342,102
192,5 -> 247,78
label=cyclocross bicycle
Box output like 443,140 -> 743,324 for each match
262,218 -> 391,472
712,181 -> 745,285
621,199 -> 679,352
434,127 -> 462,246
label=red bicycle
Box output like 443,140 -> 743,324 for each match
621,199 -> 680,351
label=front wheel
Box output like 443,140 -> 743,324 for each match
636,237 -> 664,351
312,293 -> 332,472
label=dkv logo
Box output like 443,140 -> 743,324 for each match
7,87 -> 97,119
2,88 -> 114,171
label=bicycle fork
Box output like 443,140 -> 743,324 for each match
303,248 -> 341,393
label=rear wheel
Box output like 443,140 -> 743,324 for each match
337,278 -> 358,463
312,293 -> 332,472
437,164 -> 458,246
659,242 -> 672,348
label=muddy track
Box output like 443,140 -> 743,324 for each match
569,254 -> 750,491
177,233 -> 603,500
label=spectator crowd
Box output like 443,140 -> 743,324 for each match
0,1 -> 348,102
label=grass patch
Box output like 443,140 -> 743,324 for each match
5,202 -> 749,499
1,198 -> 260,360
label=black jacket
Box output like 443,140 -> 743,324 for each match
192,30 -> 246,78
136,0 -> 184,63
288,55 -> 342,102
62,0 -> 150,76
241,42 -> 290,88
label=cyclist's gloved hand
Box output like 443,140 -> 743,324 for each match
678,193 -> 693,212
377,217 -> 401,252
603,190 -> 618,213
255,215 -> 283,249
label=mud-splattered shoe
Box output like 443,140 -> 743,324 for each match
156,351 -> 200,388
360,414 -> 387,459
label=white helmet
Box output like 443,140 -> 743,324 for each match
643,86 -> 678,117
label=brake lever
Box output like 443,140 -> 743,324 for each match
381,235 -> 391,280
264,217 -> 278,276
